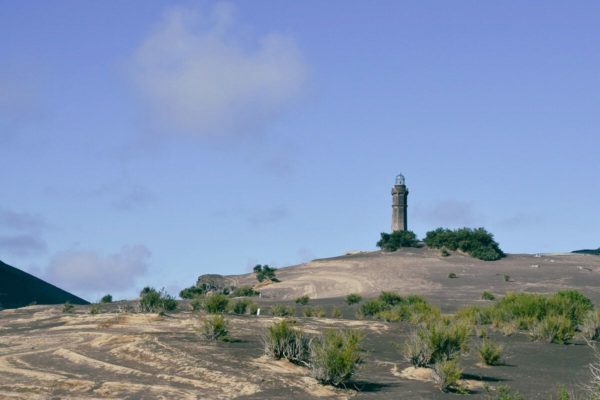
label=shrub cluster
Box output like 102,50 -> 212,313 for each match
478,340 -> 503,365
359,292 -> 439,324
303,306 -> 325,318
100,294 -> 113,303
229,299 -> 252,315
271,304 -> 295,317
89,304 -> 101,315
264,320 -> 363,387
433,359 -> 464,393
310,329 -> 363,386
345,293 -> 362,305
139,287 -> 178,313
254,264 -> 278,282
63,302 -> 75,313
264,320 -> 311,365
201,314 -> 229,341
424,227 -> 505,261
232,286 -> 259,297
179,285 -> 206,299
295,295 -> 310,305
458,290 -> 594,344
203,293 -> 230,314
404,318 -> 470,367
376,230 -> 419,251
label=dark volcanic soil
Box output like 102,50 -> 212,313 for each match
1,250 -> 599,399
0,301 -> 596,399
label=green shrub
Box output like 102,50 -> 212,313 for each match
331,307 -> 342,318
478,340 -> 503,365
295,295 -> 310,305
378,301 -> 441,324
230,299 -> 252,315
310,329 -> 363,386
504,274 -> 511,282
264,320 -> 310,365
487,385 -> 524,400
404,319 -> 470,366
359,299 -> 387,317
231,286 -> 259,297
63,302 -> 74,313
581,310 -> 600,341
202,314 -> 229,341
271,304 -> 295,317
100,294 -> 112,303
303,306 -> 325,318
139,287 -> 177,313
424,227 -> 504,261
548,290 -> 593,326
377,230 -> 419,251
191,296 -> 204,311
89,304 -> 101,315
530,315 -> 575,344
486,290 -> 592,341
345,293 -> 362,305
482,291 -> 496,301
455,305 -> 492,325
254,264 -> 278,282
204,294 -> 229,314
556,385 -> 572,400
179,285 -> 206,299
250,302 -> 259,315
441,248 -> 451,257
448,272 -> 458,279
433,359 -> 464,393
379,291 -> 405,306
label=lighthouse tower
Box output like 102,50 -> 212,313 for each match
391,174 -> 408,232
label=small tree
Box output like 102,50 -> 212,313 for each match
139,287 -> 178,313
254,264 -> 278,282
179,285 -> 206,299
100,294 -> 113,303
377,230 -> 419,251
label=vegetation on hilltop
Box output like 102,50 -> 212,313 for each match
424,227 -> 505,261
254,264 -> 278,282
376,230 -> 419,251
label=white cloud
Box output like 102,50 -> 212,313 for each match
131,2 -> 308,137
45,245 -> 150,296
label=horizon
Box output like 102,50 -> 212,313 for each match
1,1 -> 599,301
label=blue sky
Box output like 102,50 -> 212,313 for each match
1,1 -> 599,301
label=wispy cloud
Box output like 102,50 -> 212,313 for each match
130,2 -> 308,137
0,208 -> 47,232
45,245 -> 151,297
0,208 -> 48,257
0,234 -> 46,257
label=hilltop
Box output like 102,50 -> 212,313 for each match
226,248 -> 600,307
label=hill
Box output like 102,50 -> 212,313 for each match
0,259 -> 89,309
573,247 -> 600,255
227,247 -> 600,307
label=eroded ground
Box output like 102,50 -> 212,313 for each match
0,300 -> 596,399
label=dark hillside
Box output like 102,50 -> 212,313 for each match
573,248 -> 600,255
0,259 -> 88,309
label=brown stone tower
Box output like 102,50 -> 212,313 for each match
391,174 -> 408,231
